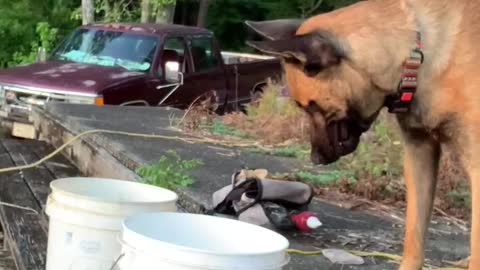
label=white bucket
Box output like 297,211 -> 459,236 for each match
116,212 -> 290,270
45,177 -> 178,270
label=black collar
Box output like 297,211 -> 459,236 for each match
385,31 -> 424,113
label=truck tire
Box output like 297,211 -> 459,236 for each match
251,81 -> 267,105
251,90 -> 264,104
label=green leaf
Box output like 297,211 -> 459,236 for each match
137,150 -> 202,190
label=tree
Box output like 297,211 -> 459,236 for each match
154,0 -> 176,24
196,0 -> 209,27
298,0 -> 324,18
205,0 -> 361,52
141,0 -> 151,23
82,0 -> 94,25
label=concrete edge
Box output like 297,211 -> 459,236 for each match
32,107 -> 207,214
32,108 -> 140,181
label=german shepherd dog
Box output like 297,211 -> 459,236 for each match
246,0 -> 478,269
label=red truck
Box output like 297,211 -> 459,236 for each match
0,23 -> 282,138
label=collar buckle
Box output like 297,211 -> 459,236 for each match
385,31 -> 423,114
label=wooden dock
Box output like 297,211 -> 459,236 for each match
0,139 -> 81,270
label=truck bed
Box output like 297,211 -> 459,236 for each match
221,51 -> 275,65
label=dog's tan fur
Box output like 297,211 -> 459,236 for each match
247,0 -> 479,269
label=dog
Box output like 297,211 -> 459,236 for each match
245,0 -> 478,269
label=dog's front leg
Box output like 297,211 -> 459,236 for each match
462,151 -> 480,269
398,131 -> 440,270
470,169 -> 479,270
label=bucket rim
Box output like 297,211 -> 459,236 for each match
50,177 -> 178,204
121,212 -> 291,257
119,238 -> 291,270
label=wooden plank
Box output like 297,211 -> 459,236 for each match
0,249 -> 16,270
2,140 -> 55,210
30,141 -> 81,180
0,143 -> 47,270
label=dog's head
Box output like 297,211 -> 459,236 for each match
246,19 -> 385,165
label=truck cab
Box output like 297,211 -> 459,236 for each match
0,23 -> 281,138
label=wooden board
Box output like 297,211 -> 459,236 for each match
30,141 -> 81,180
0,142 -> 47,270
11,123 -> 36,140
2,140 -> 55,210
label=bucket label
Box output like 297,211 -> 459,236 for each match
65,232 -> 73,245
79,241 -> 101,254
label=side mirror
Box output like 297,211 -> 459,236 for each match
165,61 -> 181,83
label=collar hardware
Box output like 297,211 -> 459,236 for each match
385,31 -> 423,113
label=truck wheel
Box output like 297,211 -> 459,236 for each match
251,90 -> 264,105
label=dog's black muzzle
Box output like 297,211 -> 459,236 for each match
310,116 -> 372,165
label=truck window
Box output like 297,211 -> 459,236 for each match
159,37 -> 190,77
51,28 -> 158,72
190,36 -> 219,72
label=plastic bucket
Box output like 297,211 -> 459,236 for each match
45,177 -> 178,270
116,212 -> 290,270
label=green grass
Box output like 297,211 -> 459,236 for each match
208,120 -> 249,138
249,144 -> 310,159
136,150 -> 203,190
337,114 -> 404,179
295,170 -> 357,186
245,84 -> 302,119
447,183 -> 471,210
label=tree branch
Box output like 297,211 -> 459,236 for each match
305,0 -> 323,17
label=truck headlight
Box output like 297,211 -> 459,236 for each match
5,91 -> 16,101
67,95 -> 104,105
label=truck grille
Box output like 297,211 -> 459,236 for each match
1,84 -> 95,106
0,84 -> 97,122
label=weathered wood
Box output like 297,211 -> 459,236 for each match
0,249 -> 15,270
2,140 -> 54,210
30,142 -> 81,180
0,143 -> 47,270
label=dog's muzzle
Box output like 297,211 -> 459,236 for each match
310,117 -> 371,165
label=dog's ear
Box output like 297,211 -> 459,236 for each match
247,33 -> 343,77
245,19 -> 305,40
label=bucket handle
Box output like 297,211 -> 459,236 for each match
109,253 -> 125,270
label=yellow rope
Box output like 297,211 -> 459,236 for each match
0,129 -> 237,174
286,249 -> 466,270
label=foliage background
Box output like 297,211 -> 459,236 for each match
0,0 -> 361,67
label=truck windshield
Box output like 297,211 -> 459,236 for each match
51,28 -> 158,72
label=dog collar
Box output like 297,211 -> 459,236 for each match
385,31 -> 424,113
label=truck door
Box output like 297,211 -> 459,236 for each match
150,36 -> 192,107
181,35 -> 228,110
153,35 -> 228,110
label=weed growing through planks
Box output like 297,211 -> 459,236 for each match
136,150 -> 203,190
